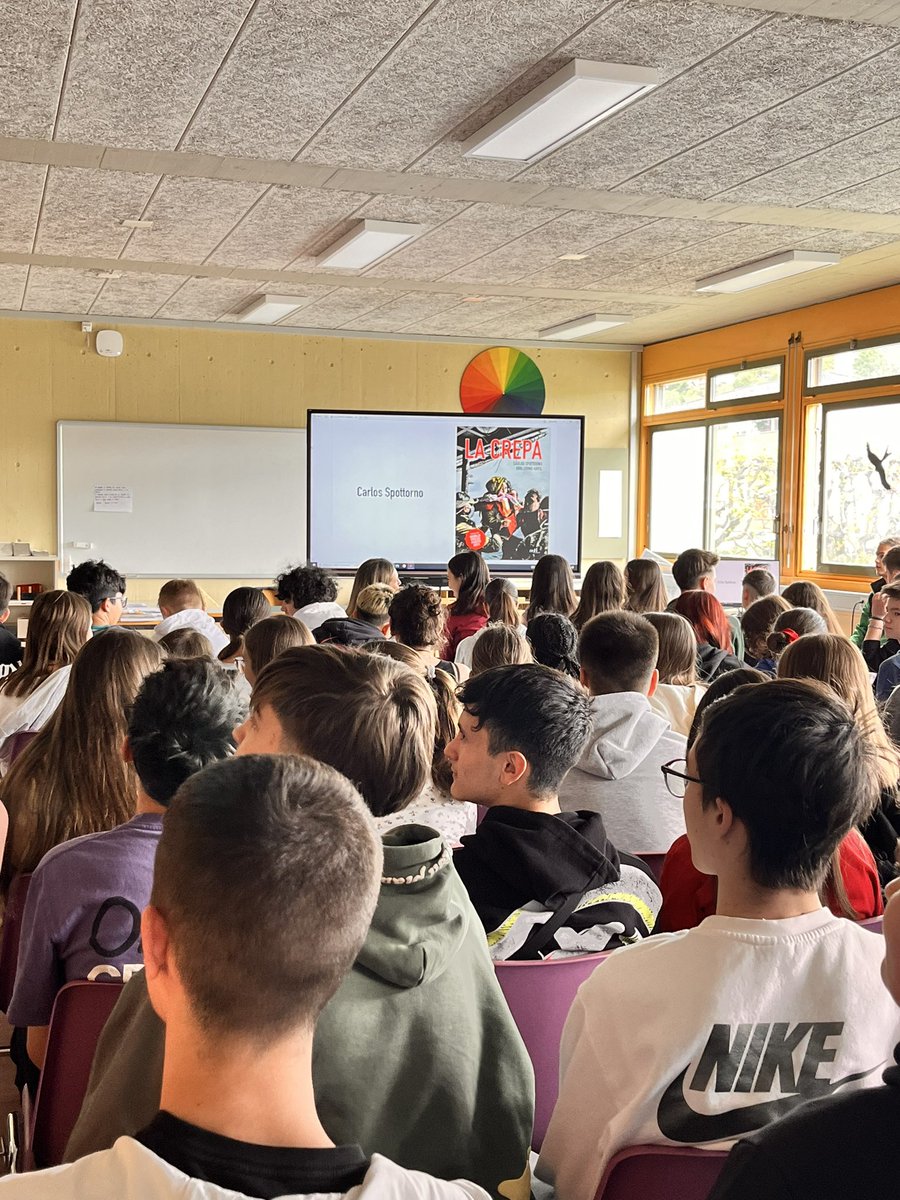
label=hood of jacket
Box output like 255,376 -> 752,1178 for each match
459,806 -> 619,907
152,609 -> 228,652
294,601 -> 346,632
354,824 -> 471,989
314,616 -> 385,647
575,692 -> 673,781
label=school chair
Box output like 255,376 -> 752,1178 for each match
595,1144 -> 728,1200
859,915 -> 884,933
0,873 -> 33,1014
495,952 -> 609,1150
26,979 -> 124,1169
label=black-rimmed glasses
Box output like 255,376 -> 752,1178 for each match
661,758 -> 702,799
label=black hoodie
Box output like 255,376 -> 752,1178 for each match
314,617 -> 386,647
708,1043 -> 900,1200
453,806 -> 661,960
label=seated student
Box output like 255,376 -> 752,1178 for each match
156,627 -> 212,659
852,535 -> 900,647
709,874 -> 900,1200
455,578 -> 525,669
0,591 -> 91,769
863,545 -> 900,669
658,669 -> 883,932
782,580 -> 843,637
316,582 -> 393,646
449,664 -> 660,960
538,678 -> 900,1200
346,557 -> 401,618
443,550 -> 490,661
559,612 -> 687,854
241,613 -> 312,687
3,755 -> 487,1200
275,563 -> 346,633
470,623 -> 533,675
623,558 -> 669,615
872,582 -> 900,700
152,579 -> 228,656
66,558 -> 127,633
524,554 -> 577,624
740,593 -> 790,666
673,591 -> 744,682
389,584 -> 469,681
0,571 -> 22,669
754,606 -> 827,675
645,611 -> 707,737
669,548 -> 744,660
217,586 -> 271,668
65,646 -> 533,1198
570,561 -> 625,631
7,659 -> 242,1075
740,567 -> 776,610
526,612 -> 580,679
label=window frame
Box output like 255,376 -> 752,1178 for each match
804,333 -> 900,397
707,355 -> 785,409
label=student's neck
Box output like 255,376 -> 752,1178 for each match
135,787 -> 167,816
496,790 -> 560,814
715,876 -> 822,921
160,1021 -> 332,1149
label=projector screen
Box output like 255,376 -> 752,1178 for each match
308,410 -> 584,574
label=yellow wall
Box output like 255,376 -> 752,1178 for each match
1,317 -> 631,604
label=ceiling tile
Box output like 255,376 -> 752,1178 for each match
0,162 -> 48,252
812,173 -> 900,212
277,287 -> 397,327
125,177 -> 266,263
0,265 -> 28,309
338,291 -> 464,331
206,185 -> 371,269
155,276 -> 270,321
0,1 -> 77,139
35,166 -> 157,257
23,266 -> 102,311
181,0 -> 431,159
55,0 -> 252,150
89,271 -> 186,316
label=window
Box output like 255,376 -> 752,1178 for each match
806,336 -> 900,393
805,397 -> 900,572
709,359 -> 783,406
646,375 -> 705,416
648,416 -> 780,558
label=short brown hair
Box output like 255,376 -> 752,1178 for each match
645,611 -> 697,685
251,645 -> 436,816
471,625 -> 533,675
579,611 -> 658,694
243,615 -> 313,680
355,583 -> 393,626
672,548 -> 719,592
742,568 -> 776,600
884,547 -> 900,575
389,584 -> 445,650
152,755 -> 381,1039
157,627 -> 212,659
158,579 -> 204,612
881,582 -> 900,604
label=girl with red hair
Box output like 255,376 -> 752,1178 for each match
672,590 -> 743,682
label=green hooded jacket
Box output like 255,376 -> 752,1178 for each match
65,827 -> 534,1199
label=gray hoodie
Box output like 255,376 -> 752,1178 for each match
558,692 -> 687,855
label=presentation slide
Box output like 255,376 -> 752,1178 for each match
308,411 -> 584,573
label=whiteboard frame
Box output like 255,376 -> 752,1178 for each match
57,420 -> 306,578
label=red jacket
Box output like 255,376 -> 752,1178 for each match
657,828 -> 883,933
441,610 -> 488,662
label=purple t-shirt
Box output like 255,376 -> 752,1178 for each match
8,812 -> 163,1028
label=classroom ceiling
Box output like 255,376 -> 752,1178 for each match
2,0 -> 900,347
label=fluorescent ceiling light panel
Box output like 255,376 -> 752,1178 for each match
541,313 -> 630,340
237,295 -> 306,324
463,60 -> 659,162
696,250 -> 841,293
316,219 -> 424,270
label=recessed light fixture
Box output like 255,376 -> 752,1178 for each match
316,219 -> 424,270
696,250 -> 841,293
236,295 -> 306,324
462,60 -> 659,162
540,313 -> 630,340
120,219 -> 154,230
558,253 -> 589,261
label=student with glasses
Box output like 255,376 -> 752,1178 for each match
66,559 -> 127,634
536,677 -> 900,1200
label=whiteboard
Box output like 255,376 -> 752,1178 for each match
58,421 -> 306,577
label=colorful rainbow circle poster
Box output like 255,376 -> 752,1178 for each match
459,346 -> 545,415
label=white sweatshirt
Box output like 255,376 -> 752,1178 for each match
537,909 -> 900,1200
648,682 -> 708,737
0,1138 -> 490,1199
152,610 -> 229,656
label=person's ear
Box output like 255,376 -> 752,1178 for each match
0,608 -> 9,625
141,905 -> 174,1023
122,734 -> 133,764
646,667 -> 660,698
579,666 -> 589,689
499,749 -> 529,790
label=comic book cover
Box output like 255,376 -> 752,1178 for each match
455,424 -> 550,560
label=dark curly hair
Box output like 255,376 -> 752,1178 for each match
389,585 -> 446,651
274,565 -> 337,610
526,612 -> 580,679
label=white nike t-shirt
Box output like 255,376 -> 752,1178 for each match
536,909 -> 900,1200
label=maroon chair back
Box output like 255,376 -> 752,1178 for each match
6,732 -> 38,766
30,980 -> 124,1168
596,1144 -> 728,1199
495,953 -> 609,1150
0,873 -> 33,1013
636,853 -> 665,883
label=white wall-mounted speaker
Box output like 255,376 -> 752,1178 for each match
96,330 -> 124,357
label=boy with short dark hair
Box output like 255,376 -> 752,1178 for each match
0,571 -> 22,668
66,558 -> 126,633
448,664 -> 660,960
274,564 -> 345,633
559,611 -> 687,853
8,659 -> 243,1073
672,548 -> 719,594
538,679 -> 900,1200
153,579 -> 228,655
5,755 -> 487,1199
741,568 -> 776,609
66,646 -> 533,1199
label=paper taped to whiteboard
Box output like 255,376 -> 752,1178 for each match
93,485 -> 133,513
598,470 -> 623,539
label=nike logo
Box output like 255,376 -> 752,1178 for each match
657,1061 -> 883,1143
